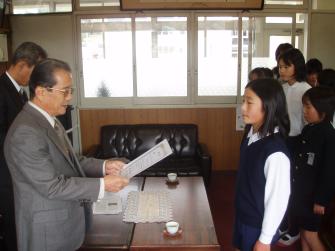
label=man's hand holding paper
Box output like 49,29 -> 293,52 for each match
104,175 -> 129,192
105,159 -> 126,175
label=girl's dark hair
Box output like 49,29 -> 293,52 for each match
306,58 -> 323,74
278,48 -> 306,82
248,67 -> 274,81
275,43 -> 294,61
302,86 -> 335,122
318,68 -> 335,90
29,58 -> 71,98
244,79 -> 290,138
262,68 -> 274,79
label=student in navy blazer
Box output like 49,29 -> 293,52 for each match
0,42 -> 47,251
289,87 -> 335,251
234,79 -> 291,251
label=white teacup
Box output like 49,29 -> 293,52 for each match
167,173 -> 177,182
165,221 -> 179,235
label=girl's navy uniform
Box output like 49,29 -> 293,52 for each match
289,121 -> 335,230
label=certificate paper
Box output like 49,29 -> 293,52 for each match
120,139 -> 173,179
93,193 -> 123,215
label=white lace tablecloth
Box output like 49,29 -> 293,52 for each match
123,191 -> 173,223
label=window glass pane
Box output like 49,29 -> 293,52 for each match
198,16 -> 238,96
266,17 -> 293,23
81,18 -> 133,97
240,16 -> 293,95
265,0 -> 303,5
269,36 -> 291,59
135,16 -> 187,97
12,0 -> 72,14
56,3 -> 72,12
80,0 -> 120,7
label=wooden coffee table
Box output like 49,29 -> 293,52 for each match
130,177 -> 220,251
80,176 -> 220,251
80,177 -> 144,251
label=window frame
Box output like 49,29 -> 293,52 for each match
75,10 -> 307,108
264,0 -> 308,9
76,12 -> 193,108
10,0 -> 73,14
74,0 -> 120,11
194,12 -> 242,105
9,0 -> 309,15
73,7 -> 308,108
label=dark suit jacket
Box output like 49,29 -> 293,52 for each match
4,103 -> 104,251
0,73 -> 25,188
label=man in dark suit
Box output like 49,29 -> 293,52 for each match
4,58 -> 129,251
0,42 -> 47,251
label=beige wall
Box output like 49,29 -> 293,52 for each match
313,0 -> 335,9
10,14 -> 74,69
10,14 -> 81,150
10,15 -> 76,98
309,12 -> 335,69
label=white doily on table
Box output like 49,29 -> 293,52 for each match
123,191 -> 173,223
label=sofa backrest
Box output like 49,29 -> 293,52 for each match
100,124 -> 198,159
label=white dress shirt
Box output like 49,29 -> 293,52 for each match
28,101 -> 105,200
6,71 -> 21,92
282,81 -> 311,136
246,127 -> 291,244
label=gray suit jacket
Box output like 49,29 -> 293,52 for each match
4,103 -> 104,251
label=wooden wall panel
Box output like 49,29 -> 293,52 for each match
79,108 -> 244,171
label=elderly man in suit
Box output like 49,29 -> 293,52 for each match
4,58 -> 129,251
0,42 -> 47,251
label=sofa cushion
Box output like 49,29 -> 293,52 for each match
97,123 -> 212,186
100,124 -> 198,160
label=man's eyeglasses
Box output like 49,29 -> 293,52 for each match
46,87 -> 75,97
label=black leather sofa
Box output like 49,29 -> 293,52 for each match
93,124 -> 212,186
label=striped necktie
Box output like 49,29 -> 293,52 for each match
54,119 -> 73,162
19,88 -> 28,103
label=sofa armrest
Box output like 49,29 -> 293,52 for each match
85,144 -> 103,158
196,143 -> 212,187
